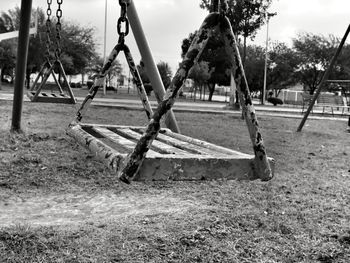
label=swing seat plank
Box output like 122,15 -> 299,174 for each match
67,123 -> 275,181
27,91 -> 76,104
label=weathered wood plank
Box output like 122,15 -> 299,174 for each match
28,91 -> 76,104
67,123 -> 275,182
117,128 -> 191,156
161,128 -> 252,157
67,124 -> 127,173
93,127 -> 159,157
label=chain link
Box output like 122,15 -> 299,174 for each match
45,0 -> 53,61
211,0 -> 219,12
55,0 -> 63,59
219,0 -> 229,15
117,0 -> 130,43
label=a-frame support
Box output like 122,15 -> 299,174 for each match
68,0 -> 274,183
297,24 -> 350,132
27,59 -> 76,104
118,9 -> 274,183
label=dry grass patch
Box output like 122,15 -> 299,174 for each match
0,100 -> 349,262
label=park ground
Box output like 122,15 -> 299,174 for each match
0,85 -> 350,262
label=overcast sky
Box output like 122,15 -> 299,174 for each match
1,0 -> 350,75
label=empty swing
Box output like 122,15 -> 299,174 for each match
67,0 -> 275,183
27,0 -> 76,104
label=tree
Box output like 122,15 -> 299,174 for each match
26,8 -> 49,86
157,61 -> 172,90
188,61 -> 212,100
267,42 -> 300,96
243,44 -> 265,94
181,31 -> 232,101
0,7 -> 98,88
293,32 -> 338,94
60,22 -> 97,77
135,61 -> 173,95
0,39 -> 16,83
0,7 -> 22,83
136,61 -> 152,95
328,43 -> 350,81
200,0 -> 274,63
86,55 -> 123,89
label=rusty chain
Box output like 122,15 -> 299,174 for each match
45,0 -> 53,61
211,0 -> 219,12
211,0 -> 229,15
117,0 -> 130,44
219,0 -> 229,15
55,0 -> 63,59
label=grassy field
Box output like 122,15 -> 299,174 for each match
0,98 -> 349,262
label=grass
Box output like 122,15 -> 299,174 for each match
0,97 -> 349,262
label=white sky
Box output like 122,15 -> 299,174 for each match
1,0 -> 350,75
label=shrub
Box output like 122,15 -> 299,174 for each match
267,97 -> 283,106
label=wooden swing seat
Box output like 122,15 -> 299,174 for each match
27,91 -> 76,104
67,123 -> 275,181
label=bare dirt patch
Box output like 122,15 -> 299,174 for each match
0,190 -> 202,227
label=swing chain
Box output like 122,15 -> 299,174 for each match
117,0 -> 130,44
219,0 -> 229,15
211,0 -> 219,12
45,0 -> 53,61
55,0 -> 63,59
211,0 -> 228,15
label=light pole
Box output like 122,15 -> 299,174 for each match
262,12 -> 276,105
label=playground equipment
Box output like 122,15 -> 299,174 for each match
0,14 -> 37,42
27,0 -> 76,104
11,0 -> 32,132
67,0 -> 274,183
297,24 -> 350,132
0,12 -> 37,89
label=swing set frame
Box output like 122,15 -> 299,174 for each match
67,0 -> 274,183
27,0 -> 76,104
11,0 -> 274,183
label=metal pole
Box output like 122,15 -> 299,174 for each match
262,13 -> 269,105
102,0 -> 108,95
11,0 -> 33,132
297,24 -> 350,132
127,0 -> 180,133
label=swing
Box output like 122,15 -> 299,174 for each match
67,0 -> 275,183
27,0 -> 76,104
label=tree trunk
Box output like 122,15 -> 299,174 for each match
193,84 -> 197,101
229,73 -> 235,106
276,89 -> 282,97
203,84 -> 206,101
243,36 -> 247,66
25,69 -> 31,89
310,87 -> 315,95
208,83 -> 215,101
